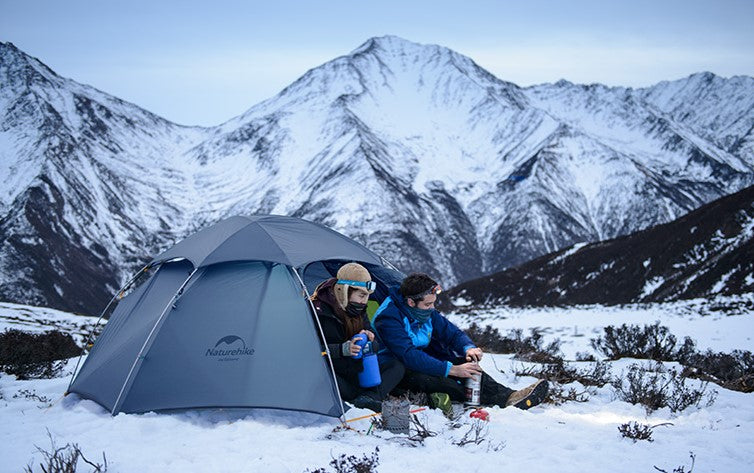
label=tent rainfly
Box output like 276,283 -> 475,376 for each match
67,215 -> 402,418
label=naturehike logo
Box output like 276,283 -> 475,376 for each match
205,335 -> 255,361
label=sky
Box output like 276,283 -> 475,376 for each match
3,0 -> 753,126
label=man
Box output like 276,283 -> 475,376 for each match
373,272 -> 548,412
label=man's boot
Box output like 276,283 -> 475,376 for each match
505,380 -> 549,410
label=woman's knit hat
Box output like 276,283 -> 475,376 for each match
333,262 -> 374,310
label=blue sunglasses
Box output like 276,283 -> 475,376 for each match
337,279 -> 377,292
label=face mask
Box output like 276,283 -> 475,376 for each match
407,305 -> 433,323
346,301 -> 367,318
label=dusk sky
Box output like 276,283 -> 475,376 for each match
3,0 -> 753,126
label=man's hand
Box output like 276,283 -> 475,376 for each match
449,362 -> 482,379
359,329 -> 375,341
465,347 -> 483,362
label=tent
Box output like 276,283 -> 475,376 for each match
67,215 -> 403,418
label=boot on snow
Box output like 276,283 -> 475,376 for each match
505,380 -> 549,410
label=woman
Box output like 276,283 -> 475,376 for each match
311,262 -> 404,412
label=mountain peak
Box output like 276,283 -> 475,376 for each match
688,71 -> 717,81
0,41 -> 62,88
350,35 -> 433,56
0,41 -> 31,69
249,35 -> 523,118
554,78 -> 574,87
0,41 -> 23,57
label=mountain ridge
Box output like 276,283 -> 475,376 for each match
443,184 -> 754,309
0,37 -> 752,314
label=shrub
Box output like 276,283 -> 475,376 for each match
682,349 -> 754,393
654,452 -> 696,473
13,389 -> 52,404
592,324 -> 754,393
545,385 -> 591,405
590,322 -> 696,362
450,419 -> 505,451
452,419 -> 489,447
618,421 -> 654,442
575,352 -> 596,362
24,430 -> 107,473
408,413 -> 438,443
666,375 -> 717,413
0,329 -> 80,380
612,363 -> 716,413
612,363 -> 668,413
515,360 -> 612,387
465,324 -> 562,363
305,448 -> 380,473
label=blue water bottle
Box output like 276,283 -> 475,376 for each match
352,333 -> 368,360
352,334 -> 381,388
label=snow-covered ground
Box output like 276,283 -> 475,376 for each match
0,302 -> 101,345
446,294 -> 754,360
1,298 -> 752,472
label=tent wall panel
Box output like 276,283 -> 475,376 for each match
119,262 -> 341,416
69,260 -> 194,410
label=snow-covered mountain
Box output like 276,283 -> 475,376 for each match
1,37 -> 753,314
443,185 -> 754,308
0,42 -> 208,314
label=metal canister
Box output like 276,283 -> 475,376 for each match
465,366 -> 481,406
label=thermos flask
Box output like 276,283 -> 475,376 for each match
465,362 -> 482,406
352,333 -> 381,388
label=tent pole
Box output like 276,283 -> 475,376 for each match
66,263 -> 154,394
290,267 -> 348,422
379,256 -> 400,272
110,267 -> 198,415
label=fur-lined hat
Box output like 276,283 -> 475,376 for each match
333,262 -> 374,310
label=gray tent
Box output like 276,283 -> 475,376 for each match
67,215 -> 402,418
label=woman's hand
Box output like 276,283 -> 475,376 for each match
348,336 -> 363,357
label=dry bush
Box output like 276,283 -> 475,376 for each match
407,413 -> 438,443
0,329 -> 80,379
590,322 -> 696,362
654,452 -> 696,473
14,389 -> 52,404
545,385 -> 592,405
682,349 -> 754,393
305,447 -> 380,473
612,363 -> 717,413
593,324 -> 754,393
465,324 -> 562,363
515,360 -> 612,387
618,421 -> 654,442
24,430 -> 107,473
451,419 -> 505,452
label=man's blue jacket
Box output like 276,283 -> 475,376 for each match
372,286 -> 476,378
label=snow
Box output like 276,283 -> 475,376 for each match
447,296 -> 754,358
0,302 -> 101,345
2,299 -> 753,472
640,276 -> 665,299
551,242 -> 588,265
451,295 -> 472,307
711,269 -> 736,294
